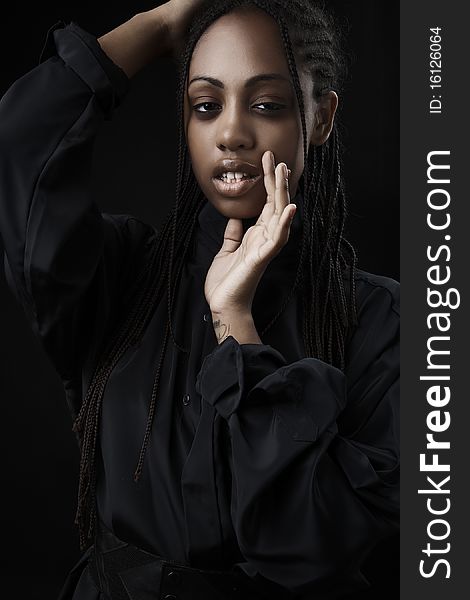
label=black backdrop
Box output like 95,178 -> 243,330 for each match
0,2 -> 399,598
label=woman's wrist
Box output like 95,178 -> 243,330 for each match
210,310 -> 262,345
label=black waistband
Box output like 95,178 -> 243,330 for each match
88,522 -> 294,600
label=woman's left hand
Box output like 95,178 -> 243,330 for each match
204,151 -> 297,316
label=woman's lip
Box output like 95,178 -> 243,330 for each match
211,175 -> 261,197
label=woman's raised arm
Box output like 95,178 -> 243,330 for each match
0,12 -> 175,386
97,1 -> 208,78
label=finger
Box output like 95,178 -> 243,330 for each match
218,218 -> 244,254
274,162 -> 290,217
262,150 -> 276,206
273,203 -> 297,248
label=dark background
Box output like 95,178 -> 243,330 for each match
0,2 -> 399,598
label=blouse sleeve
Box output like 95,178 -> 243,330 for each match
0,22 -> 155,387
195,282 -> 399,598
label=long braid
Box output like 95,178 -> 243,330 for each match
72,0 -> 358,549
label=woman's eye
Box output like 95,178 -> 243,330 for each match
193,102 -> 221,113
253,102 -> 286,112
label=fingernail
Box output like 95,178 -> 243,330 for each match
283,164 -> 288,179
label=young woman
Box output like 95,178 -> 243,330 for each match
0,1 -> 399,598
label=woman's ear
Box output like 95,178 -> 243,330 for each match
309,90 -> 338,146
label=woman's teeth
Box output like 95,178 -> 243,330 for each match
218,171 -> 252,182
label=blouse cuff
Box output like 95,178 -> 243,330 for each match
195,335 -> 287,420
38,20 -> 130,118
195,335 -> 347,443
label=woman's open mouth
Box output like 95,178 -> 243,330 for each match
212,172 -> 261,197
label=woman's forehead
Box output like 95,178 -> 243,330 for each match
188,7 -> 290,80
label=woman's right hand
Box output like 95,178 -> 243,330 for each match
157,0 -> 208,56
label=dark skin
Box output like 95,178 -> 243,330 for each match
183,6 -> 338,342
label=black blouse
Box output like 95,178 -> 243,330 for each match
0,21 -> 400,600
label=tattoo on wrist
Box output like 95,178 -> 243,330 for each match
213,318 -> 231,343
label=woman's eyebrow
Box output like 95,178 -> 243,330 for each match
188,73 -> 290,89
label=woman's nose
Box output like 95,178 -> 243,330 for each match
215,104 -> 255,151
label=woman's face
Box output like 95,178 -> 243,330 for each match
184,6 -> 323,220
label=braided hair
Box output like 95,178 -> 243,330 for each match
72,0 -> 358,550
